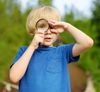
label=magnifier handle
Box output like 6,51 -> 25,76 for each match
39,42 -> 41,47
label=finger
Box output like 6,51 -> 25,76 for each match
50,29 -> 58,34
48,20 -> 56,25
37,33 -> 44,38
39,35 -> 44,38
48,19 -> 57,23
34,33 -> 44,39
48,20 -> 60,28
48,19 -> 57,25
39,36 -> 44,44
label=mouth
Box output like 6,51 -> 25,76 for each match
44,37 -> 52,42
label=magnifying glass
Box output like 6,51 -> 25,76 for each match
35,18 -> 50,47
35,18 -> 49,33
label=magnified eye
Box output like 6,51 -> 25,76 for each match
37,22 -> 48,28
36,19 -> 49,29
36,19 -> 50,32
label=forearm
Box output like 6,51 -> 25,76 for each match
65,23 -> 94,47
9,43 -> 36,83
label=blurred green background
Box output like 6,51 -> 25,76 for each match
0,0 -> 100,92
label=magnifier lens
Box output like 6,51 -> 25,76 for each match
36,19 -> 49,32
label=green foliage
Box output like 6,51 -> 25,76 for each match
38,0 -> 52,6
91,0 -> 100,46
0,0 -> 31,80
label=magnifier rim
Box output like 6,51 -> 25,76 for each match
35,18 -> 49,31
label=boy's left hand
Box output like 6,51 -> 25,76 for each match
48,19 -> 69,33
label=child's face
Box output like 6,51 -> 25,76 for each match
42,29 -> 59,46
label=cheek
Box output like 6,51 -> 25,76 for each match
52,34 -> 58,42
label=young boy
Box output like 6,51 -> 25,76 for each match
9,6 -> 94,92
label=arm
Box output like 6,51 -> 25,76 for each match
9,44 -> 36,83
64,23 -> 94,57
9,32 -> 45,83
48,20 -> 94,57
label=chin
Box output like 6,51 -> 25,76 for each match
43,42 -> 53,46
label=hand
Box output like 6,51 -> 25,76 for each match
48,19 -> 69,33
31,31 -> 45,49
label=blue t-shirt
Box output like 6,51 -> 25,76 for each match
10,44 -> 80,92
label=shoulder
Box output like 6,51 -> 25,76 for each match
54,43 -> 75,56
57,43 -> 74,49
20,46 -> 27,49
18,46 -> 28,52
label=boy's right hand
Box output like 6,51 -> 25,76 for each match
31,31 -> 44,49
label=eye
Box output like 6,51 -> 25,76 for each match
38,23 -> 47,28
36,19 -> 49,30
49,25 -> 53,29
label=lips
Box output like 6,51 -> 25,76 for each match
44,37 -> 52,42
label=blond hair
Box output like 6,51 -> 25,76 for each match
26,6 -> 61,36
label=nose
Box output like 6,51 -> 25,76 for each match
45,29 -> 51,34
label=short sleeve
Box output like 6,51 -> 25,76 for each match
59,43 -> 80,63
10,46 -> 27,68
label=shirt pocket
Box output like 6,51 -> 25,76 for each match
46,57 -> 63,73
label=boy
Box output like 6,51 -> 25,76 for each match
9,6 -> 94,92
